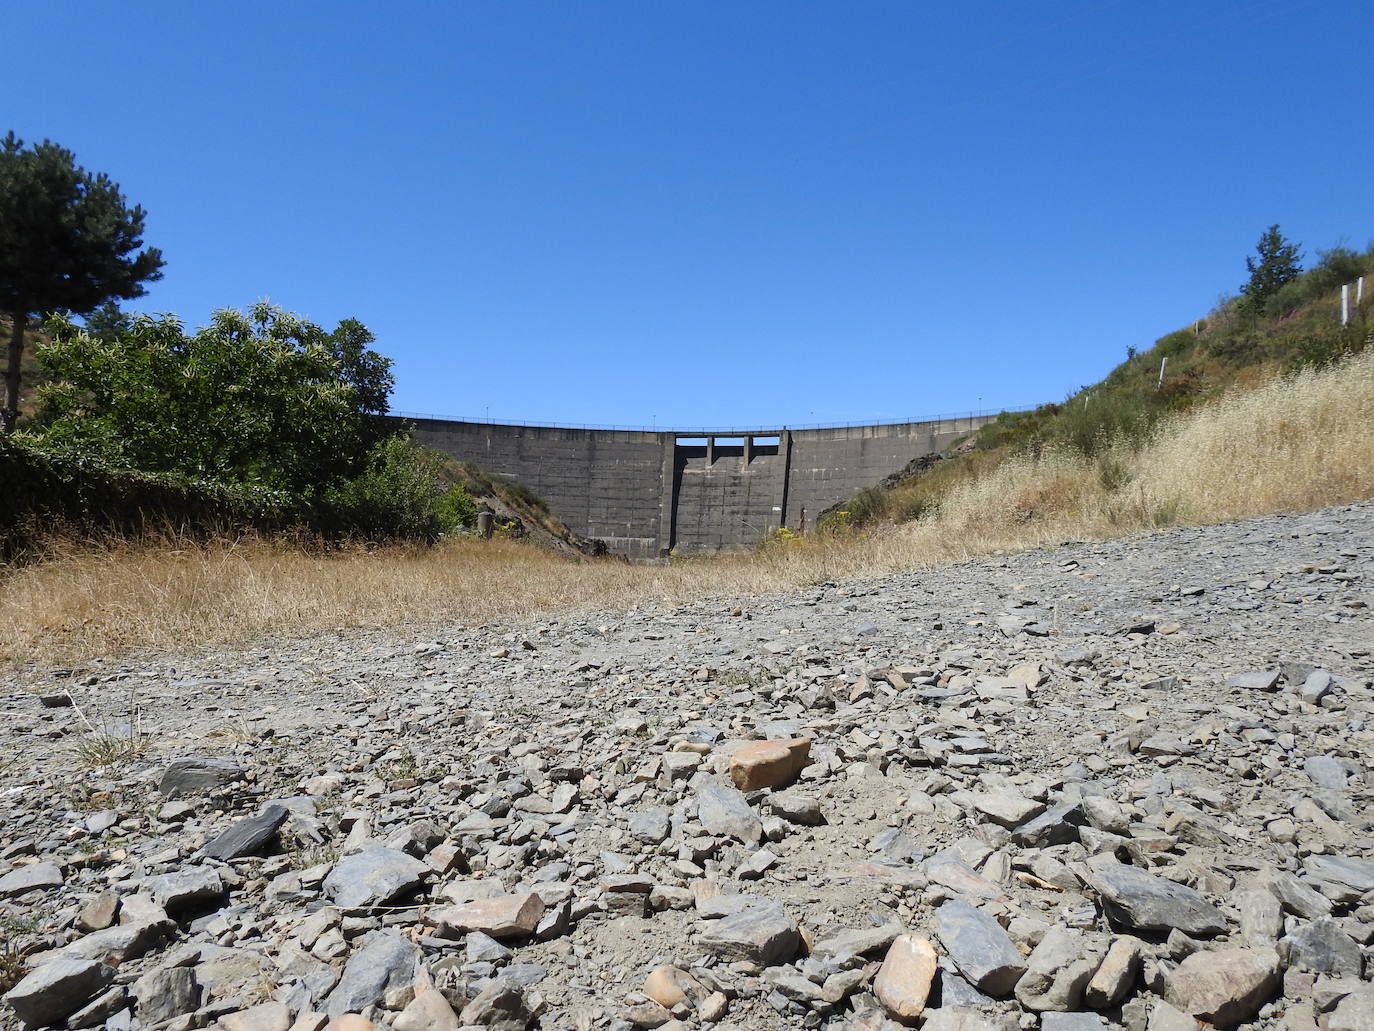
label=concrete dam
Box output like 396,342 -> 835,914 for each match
406,413 -> 999,559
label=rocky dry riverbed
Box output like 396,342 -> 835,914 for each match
1,503 -> 1372,1031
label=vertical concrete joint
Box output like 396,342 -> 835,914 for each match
777,429 -> 793,531
657,433 -> 677,557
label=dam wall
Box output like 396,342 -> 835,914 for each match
403,413 -> 999,558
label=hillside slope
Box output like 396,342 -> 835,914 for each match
831,242 -> 1374,529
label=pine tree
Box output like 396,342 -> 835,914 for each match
1241,224 -> 1303,312
0,132 -> 164,432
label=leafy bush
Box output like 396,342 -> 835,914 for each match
1310,245 -> 1367,293
497,475 -> 550,514
323,436 -> 454,541
2,432 -> 482,559
1288,323 -> 1371,371
1262,247 -> 1368,319
1,434 -> 302,560
1155,329 -> 1197,359
1207,331 -> 1265,367
1055,394 -> 1159,455
35,303 -> 392,491
1263,277 -> 1312,319
845,487 -> 889,526
436,481 -> 478,532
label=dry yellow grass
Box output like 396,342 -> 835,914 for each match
936,345 -> 1374,538
4,349 -> 1372,668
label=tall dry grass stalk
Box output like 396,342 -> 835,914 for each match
4,350 -> 1372,668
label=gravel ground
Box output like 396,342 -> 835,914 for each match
1,501 -> 1371,1031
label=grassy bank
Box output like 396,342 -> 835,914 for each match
836,244 -> 1373,529
3,347 -> 1372,668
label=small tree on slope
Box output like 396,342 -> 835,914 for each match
1241,224 -> 1303,313
0,131 -> 164,432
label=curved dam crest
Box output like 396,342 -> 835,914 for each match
402,413 -> 999,558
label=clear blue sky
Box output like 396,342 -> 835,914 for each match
6,0 -> 1369,429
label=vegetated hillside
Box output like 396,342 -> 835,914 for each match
831,242 -> 1374,530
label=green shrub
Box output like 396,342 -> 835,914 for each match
1155,329 -> 1197,359
1,434 -> 303,560
1264,278 -> 1312,319
1207,331 -> 1264,366
436,482 -> 478,533
323,436 -> 452,541
36,304 -> 392,491
1287,322 -> 1372,371
846,487 -> 888,526
1309,245 -> 1367,293
892,490 -> 940,522
1262,247 -> 1368,319
497,475 -> 550,513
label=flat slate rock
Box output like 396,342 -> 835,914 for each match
323,929 -> 419,1016
696,902 -> 799,966
322,846 -> 428,909
1282,917 -> 1363,976
200,805 -> 288,861
0,861 -> 63,899
1087,861 -> 1227,937
1304,855 -> 1374,895
1329,990 -> 1374,1031
811,923 -> 905,961
628,808 -> 671,844
142,867 -> 225,914
1225,670 -> 1281,691
696,784 -> 763,844
934,898 -> 1027,997
1012,804 -> 1085,847
159,757 -> 247,797
1304,755 -> 1350,789
4,958 -> 114,1028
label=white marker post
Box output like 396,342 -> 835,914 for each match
1342,284 -> 1350,326
1359,276 -> 1365,303
1157,356 -> 1168,389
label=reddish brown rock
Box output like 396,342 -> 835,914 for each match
729,737 -> 812,791
431,892 -> 545,939
643,965 -> 704,1009
874,935 -> 938,1024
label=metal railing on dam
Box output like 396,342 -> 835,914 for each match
391,403 -> 1039,436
